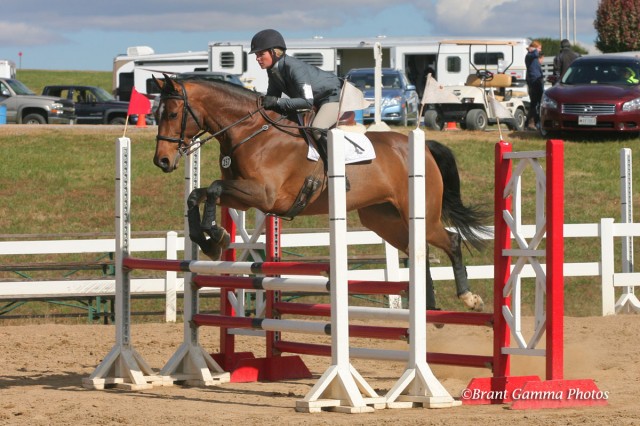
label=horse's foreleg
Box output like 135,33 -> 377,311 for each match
186,185 -> 230,260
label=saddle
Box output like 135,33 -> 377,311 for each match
283,109 -> 358,220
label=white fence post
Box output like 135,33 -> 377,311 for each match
600,218 -> 616,316
618,148 -> 639,313
165,231 -> 177,323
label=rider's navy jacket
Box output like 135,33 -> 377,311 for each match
266,54 -> 342,112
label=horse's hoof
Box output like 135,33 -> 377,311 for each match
459,291 -> 484,312
200,229 -> 231,261
200,238 -> 222,261
218,229 -> 231,249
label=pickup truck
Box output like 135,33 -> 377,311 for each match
0,78 -> 75,124
42,85 -> 132,125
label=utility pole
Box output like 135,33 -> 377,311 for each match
559,0 -> 577,44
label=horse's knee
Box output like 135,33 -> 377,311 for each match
187,188 -> 206,209
206,181 -> 224,199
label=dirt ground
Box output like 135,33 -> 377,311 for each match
0,314 -> 638,425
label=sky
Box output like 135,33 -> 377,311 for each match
1,0 -> 602,71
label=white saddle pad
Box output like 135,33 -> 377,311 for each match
307,132 -> 376,164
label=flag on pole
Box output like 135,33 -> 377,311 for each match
338,81 -> 370,117
127,87 -> 151,116
123,87 -> 152,137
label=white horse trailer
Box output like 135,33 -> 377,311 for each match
112,36 -> 530,103
112,46 -> 208,101
0,59 -> 16,79
207,36 -> 530,97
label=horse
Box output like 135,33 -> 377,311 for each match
152,75 -> 490,311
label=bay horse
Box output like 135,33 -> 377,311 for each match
152,75 -> 490,311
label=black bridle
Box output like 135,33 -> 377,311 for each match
155,79 -> 317,158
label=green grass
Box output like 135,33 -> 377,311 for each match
2,70 -> 640,320
16,69 -> 113,95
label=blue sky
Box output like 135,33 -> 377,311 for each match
1,0 -> 601,71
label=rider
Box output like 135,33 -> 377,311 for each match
250,29 -> 343,147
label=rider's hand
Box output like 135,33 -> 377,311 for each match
262,96 -> 280,111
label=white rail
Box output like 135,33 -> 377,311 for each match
0,219 -> 637,317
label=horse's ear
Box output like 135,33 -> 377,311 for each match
160,73 -> 179,95
153,74 -> 164,92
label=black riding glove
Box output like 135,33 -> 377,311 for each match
262,96 -> 280,111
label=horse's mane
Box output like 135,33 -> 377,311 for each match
185,78 -> 259,102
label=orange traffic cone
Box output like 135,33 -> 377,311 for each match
136,114 -> 147,128
444,122 -> 459,131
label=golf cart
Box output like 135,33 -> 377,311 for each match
422,40 -> 527,131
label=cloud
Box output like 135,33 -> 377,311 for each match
0,21 -> 67,46
432,0 -> 519,34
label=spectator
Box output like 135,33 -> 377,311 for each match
525,40 -> 544,131
553,39 -> 580,80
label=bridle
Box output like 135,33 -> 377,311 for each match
155,79 -> 317,158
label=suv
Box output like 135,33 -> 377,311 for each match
344,68 -> 420,126
0,78 -> 75,124
42,85 -> 134,125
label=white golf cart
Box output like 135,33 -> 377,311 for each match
422,40 -> 528,131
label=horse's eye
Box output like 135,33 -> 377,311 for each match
169,112 -> 178,119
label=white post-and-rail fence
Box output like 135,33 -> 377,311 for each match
2,224 -> 639,318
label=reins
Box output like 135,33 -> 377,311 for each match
156,80 -> 316,158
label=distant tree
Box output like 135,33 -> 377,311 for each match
594,0 -> 640,52
527,37 -> 588,57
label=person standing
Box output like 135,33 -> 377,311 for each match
525,40 -> 544,131
553,39 -> 580,80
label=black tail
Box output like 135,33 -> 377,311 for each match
427,140 -> 492,251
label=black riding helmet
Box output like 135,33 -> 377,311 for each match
250,29 -> 287,54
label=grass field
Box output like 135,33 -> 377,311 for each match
16,69 -> 112,96
2,70 -> 640,320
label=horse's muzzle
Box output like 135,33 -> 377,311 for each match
154,154 -> 178,173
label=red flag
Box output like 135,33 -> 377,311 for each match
127,87 -> 151,116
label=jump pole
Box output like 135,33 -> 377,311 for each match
385,128 -> 458,408
83,137 -> 169,390
296,128 -> 384,413
158,146 -> 231,385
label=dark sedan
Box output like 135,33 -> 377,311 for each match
540,55 -> 640,137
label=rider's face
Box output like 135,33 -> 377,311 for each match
255,50 -> 273,69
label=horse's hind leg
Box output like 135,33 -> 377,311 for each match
445,229 -> 484,312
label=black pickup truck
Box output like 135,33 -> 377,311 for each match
42,85 -> 133,125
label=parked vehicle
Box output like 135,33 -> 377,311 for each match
540,55 -> 640,138
0,78 -> 75,124
422,41 -> 527,131
0,59 -> 16,79
42,85 -> 152,125
345,68 -> 420,126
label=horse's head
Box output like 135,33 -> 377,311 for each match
153,74 -> 204,173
